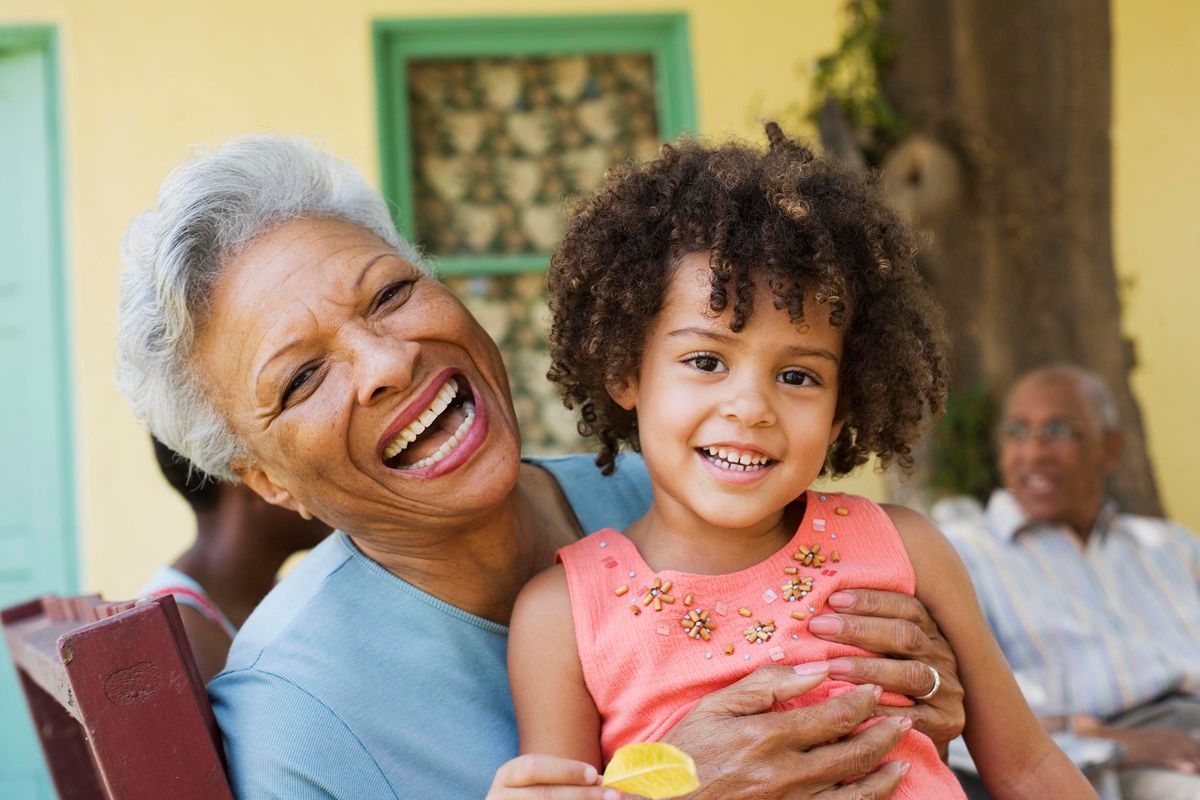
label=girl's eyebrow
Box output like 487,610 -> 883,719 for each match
665,326 -> 736,343
665,326 -> 839,364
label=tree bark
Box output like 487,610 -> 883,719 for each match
876,0 -> 1162,515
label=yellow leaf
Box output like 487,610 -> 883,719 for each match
601,742 -> 700,799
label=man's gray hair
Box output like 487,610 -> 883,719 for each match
1018,363 -> 1120,433
115,135 -> 424,481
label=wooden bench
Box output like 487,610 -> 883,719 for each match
1,594 -> 234,799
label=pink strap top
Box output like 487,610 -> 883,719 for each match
557,491 -> 965,799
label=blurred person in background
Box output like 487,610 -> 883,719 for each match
139,436 -> 331,682
936,364 -> 1200,800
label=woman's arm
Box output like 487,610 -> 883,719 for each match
884,504 -> 1096,800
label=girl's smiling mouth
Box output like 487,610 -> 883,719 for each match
697,444 -> 777,484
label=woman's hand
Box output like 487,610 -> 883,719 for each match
661,664 -> 912,799
807,589 -> 966,748
487,755 -> 619,800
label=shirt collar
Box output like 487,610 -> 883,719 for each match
983,489 -> 1119,542
983,490 -> 1031,541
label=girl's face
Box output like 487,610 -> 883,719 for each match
611,252 -> 845,535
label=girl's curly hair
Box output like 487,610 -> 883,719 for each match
547,122 -> 949,476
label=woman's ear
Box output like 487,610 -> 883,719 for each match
238,466 -> 314,520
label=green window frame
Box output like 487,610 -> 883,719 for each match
373,13 -> 697,275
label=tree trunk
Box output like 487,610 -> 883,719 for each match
876,0 -> 1162,515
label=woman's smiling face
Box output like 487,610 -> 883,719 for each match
194,216 -> 522,536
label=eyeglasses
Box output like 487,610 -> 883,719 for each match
998,419 -> 1083,444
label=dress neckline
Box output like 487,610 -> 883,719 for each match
600,490 -> 814,582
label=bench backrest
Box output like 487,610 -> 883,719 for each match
1,594 -> 234,799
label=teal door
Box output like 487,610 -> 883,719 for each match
0,28 -> 77,799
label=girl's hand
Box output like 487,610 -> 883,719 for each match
487,754 -> 619,800
661,664 -> 912,799
807,589 -> 966,749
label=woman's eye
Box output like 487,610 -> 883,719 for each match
372,280 -> 414,312
281,365 -> 318,407
685,354 -> 723,373
779,369 -> 817,386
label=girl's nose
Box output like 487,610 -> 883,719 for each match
719,389 -> 776,428
353,330 -> 418,407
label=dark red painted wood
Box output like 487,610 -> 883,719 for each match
3,595 -> 234,800
17,670 -> 106,799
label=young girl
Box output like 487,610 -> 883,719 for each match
494,125 -> 1094,799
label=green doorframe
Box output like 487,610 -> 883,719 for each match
0,24 -> 77,799
373,13 -> 697,275
0,24 -> 77,589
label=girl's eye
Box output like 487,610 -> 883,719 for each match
281,365 -> 318,407
685,354 -> 724,373
372,280 -> 414,313
778,369 -> 818,387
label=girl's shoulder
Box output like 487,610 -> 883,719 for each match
878,502 -> 953,560
554,527 -> 637,594
513,560 -> 571,621
819,492 -> 945,554
876,502 -> 978,611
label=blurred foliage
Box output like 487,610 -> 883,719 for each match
809,0 -> 907,166
930,384 -> 1002,503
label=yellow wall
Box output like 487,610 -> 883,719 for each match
0,0 -> 1192,597
1112,0 -> 1200,533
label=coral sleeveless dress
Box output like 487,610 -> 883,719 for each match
557,491 -> 965,799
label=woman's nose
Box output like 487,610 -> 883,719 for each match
353,332 -> 418,407
719,388 -> 776,428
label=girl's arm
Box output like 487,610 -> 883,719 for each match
508,563 -> 604,766
884,505 -> 1097,800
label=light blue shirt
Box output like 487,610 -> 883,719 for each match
209,454 -> 651,799
937,490 -> 1200,718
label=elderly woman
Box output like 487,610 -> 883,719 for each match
116,136 -> 964,800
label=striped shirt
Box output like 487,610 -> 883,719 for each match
935,490 -> 1200,719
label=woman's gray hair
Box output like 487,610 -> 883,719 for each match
115,134 -> 424,481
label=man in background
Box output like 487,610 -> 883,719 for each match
936,364 -> 1200,800
140,437 -> 331,682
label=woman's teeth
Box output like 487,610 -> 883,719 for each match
401,402 -> 475,470
381,378 -> 476,468
701,446 -> 772,471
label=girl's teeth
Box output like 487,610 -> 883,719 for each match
701,446 -> 771,471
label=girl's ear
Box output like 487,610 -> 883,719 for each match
827,414 -> 847,446
238,465 -> 315,520
607,376 -> 639,411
